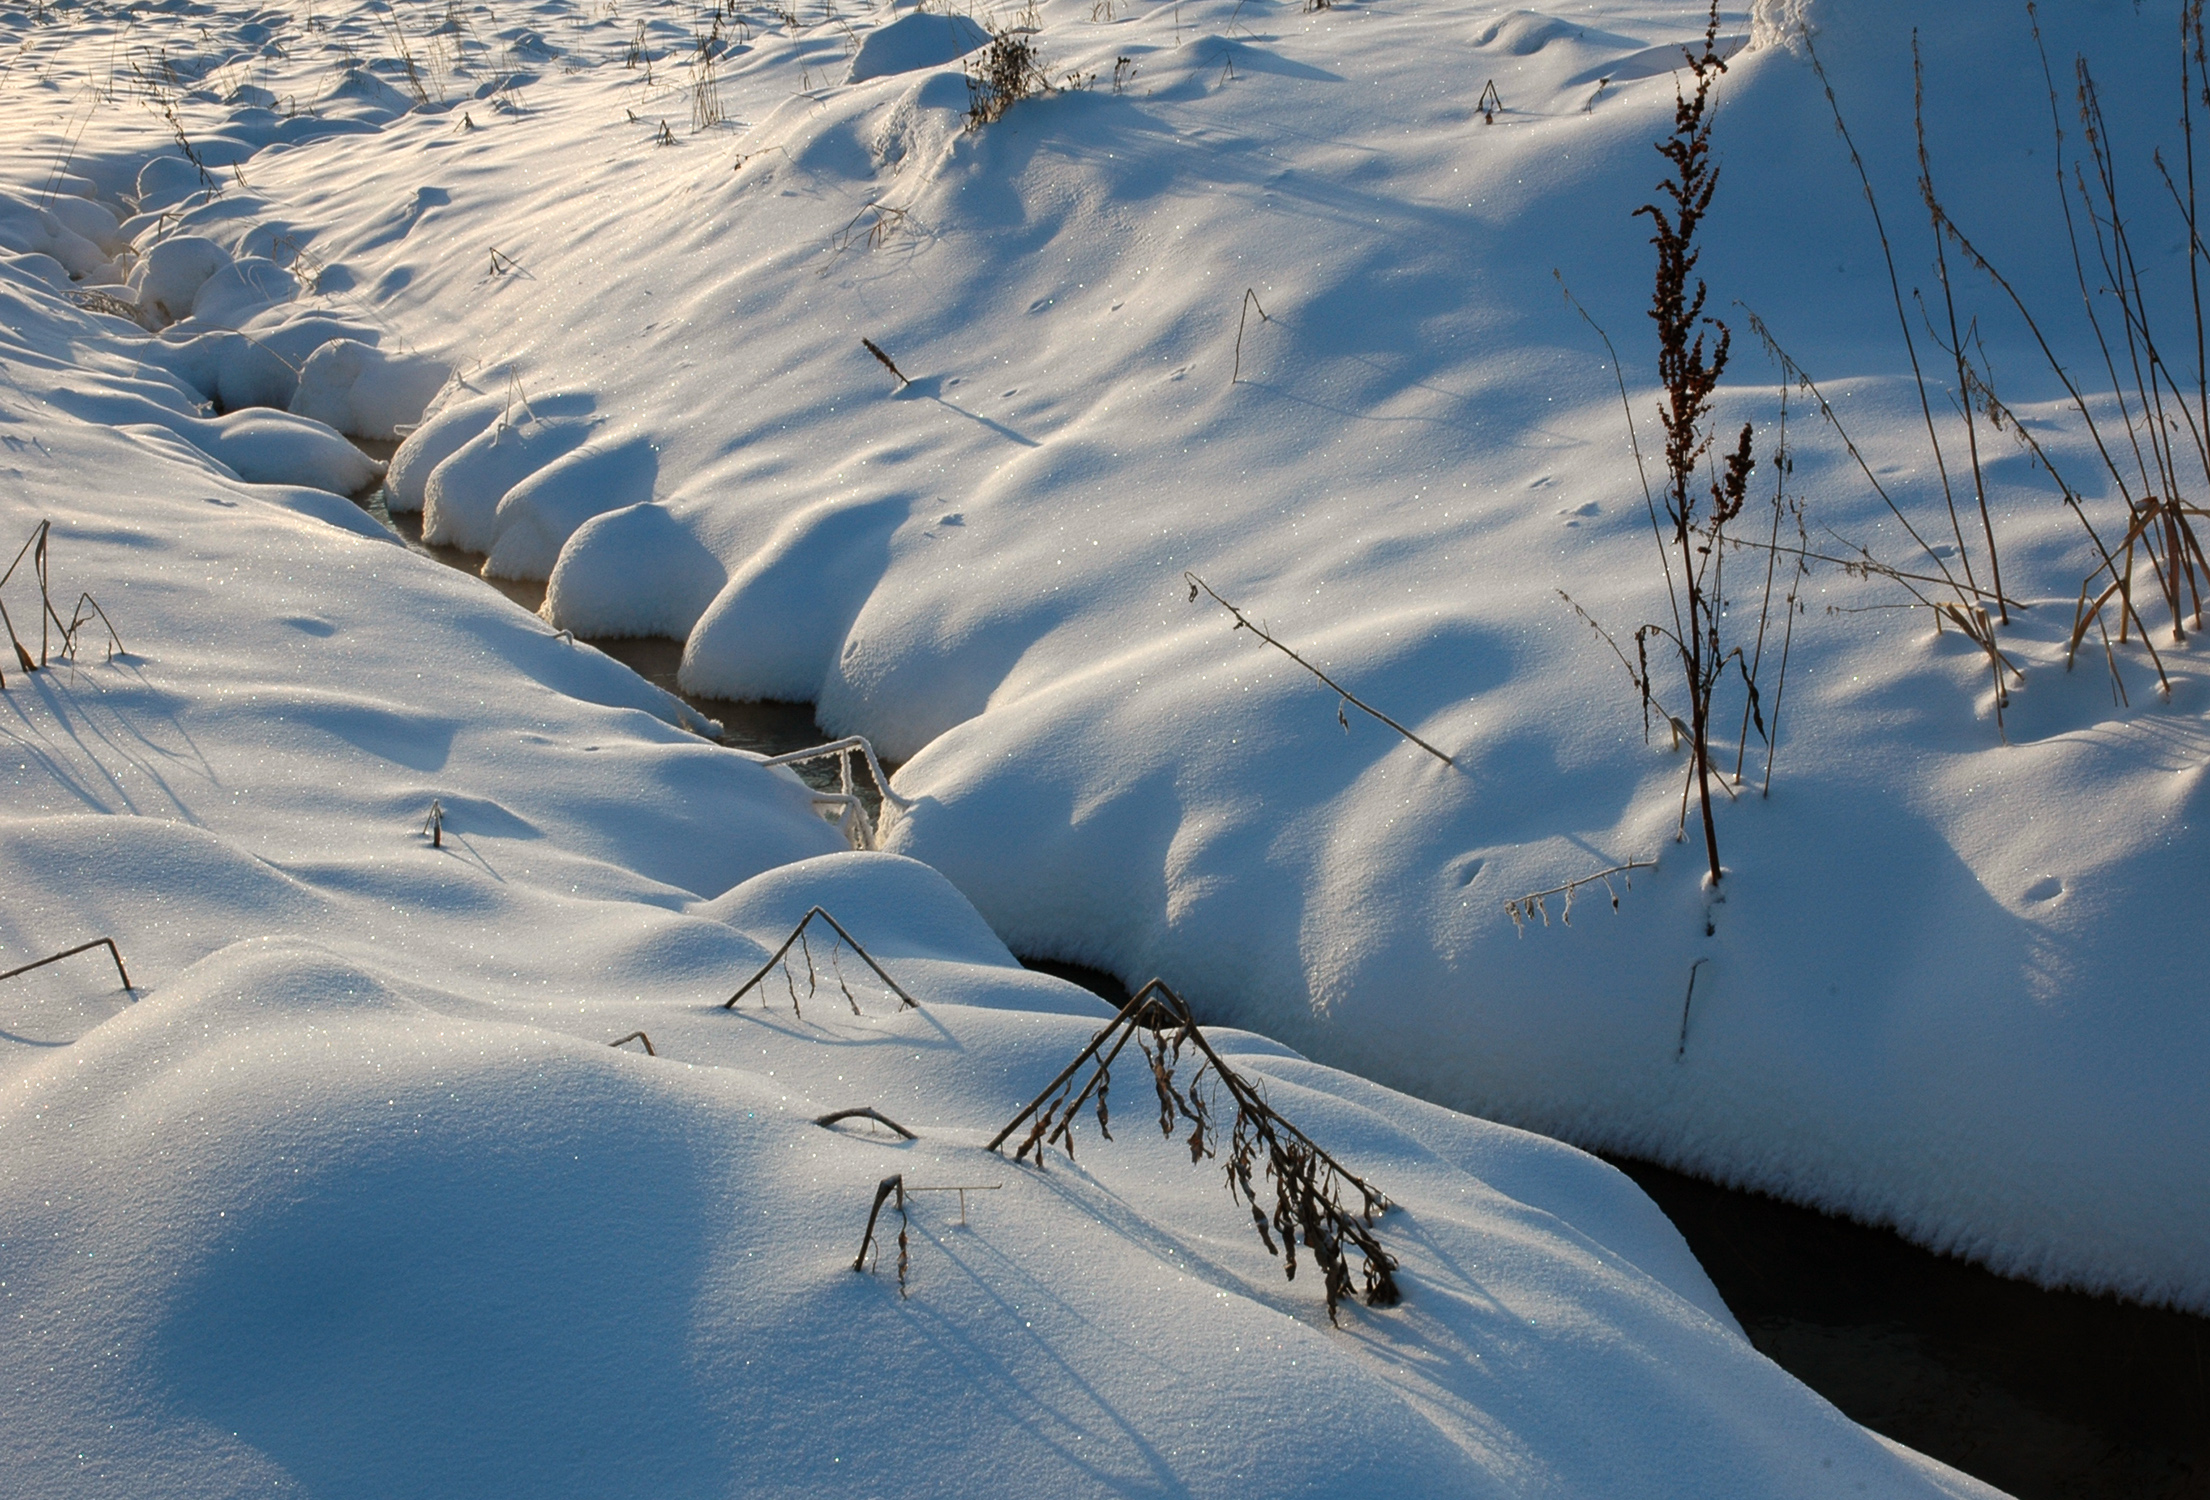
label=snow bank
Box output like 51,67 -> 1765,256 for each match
288,337 -> 450,440
0,203 -> 1997,1495
681,493 -> 912,702
386,391 -> 504,513
422,397 -> 598,551
482,433 -> 658,580
26,0 -> 2200,1314
544,501 -> 728,638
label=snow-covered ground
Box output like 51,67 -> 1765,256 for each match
0,0 -> 2203,1486
0,244 -> 2004,1497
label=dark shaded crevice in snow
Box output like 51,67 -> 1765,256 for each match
1015,955 -> 1130,1007
1611,1155 -> 2210,1500
347,464 -> 890,806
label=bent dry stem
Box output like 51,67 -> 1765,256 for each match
722,906 -> 918,1014
988,977 -> 1398,1323
1183,571 -> 1453,766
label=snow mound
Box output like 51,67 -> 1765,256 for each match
130,234 -> 231,326
0,927 -> 1998,1500
680,493 -> 911,703
483,434 -> 657,581
138,329 -> 298,411
194,407 -> 384,490
289,337 -> 450,440
697,849 -> 1024,969
187,255 -> 299,328
544,501 -> 727,639
0,189 -> 117,282
134,154 -> 214,212
421,398 -> 598,551
385,389 -> 502,513
847,11 -> 990,83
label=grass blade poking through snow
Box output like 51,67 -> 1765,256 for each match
986,978 -> 1399,1324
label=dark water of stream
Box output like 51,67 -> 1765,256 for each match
346,450 -> 2206,1500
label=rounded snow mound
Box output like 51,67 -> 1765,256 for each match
846,11 -> 990,83
288,338 -> 450,441
421,396 -> 597,553
482,435 -> 657,581
544,501 -> 726,640
129,234 -> 231,326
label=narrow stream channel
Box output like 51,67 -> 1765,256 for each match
348,451 -> 2206,1500
348,448 -> 879,805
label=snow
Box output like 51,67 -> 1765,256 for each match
847,11 -> 994,84
137,0 -> 2189,1315
0,280 -> 1996,1497
289,337 -> 450,441
0,0 -> 2202,1486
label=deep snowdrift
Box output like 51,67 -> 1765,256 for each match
0,243 -> 1998,1494
4,0 -> 2203,1343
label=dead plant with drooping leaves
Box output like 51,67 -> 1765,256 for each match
986,978 -> 1398,1324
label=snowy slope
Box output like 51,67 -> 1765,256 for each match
0,262 -> 2005,1495
3,0 -> 2204,1324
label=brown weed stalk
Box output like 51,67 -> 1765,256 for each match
986,978 -> 1398,1323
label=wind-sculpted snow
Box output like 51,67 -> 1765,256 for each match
0,0 -> 2193,1478
0,243 -> 1999,1494
7,0 -> 2203,1314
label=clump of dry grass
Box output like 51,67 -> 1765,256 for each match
965,27 -> 1049,129
0,520 -> 123,685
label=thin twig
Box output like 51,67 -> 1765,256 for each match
1231,287 -> 1270,383
0,937 -> 133,991
816,1106 -> 916,1139
1504,859 -> 1656,934
1184,572 -> 1453,765
721,907 -> 919,1011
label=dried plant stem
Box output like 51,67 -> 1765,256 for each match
1913,35 -> 2006,622
815,1106 -> 916,1139
1183,572 -> 1453,765
1635,4 -> 1752,887
853,1173 -> 910,1293
1676,957 -> 1709,1061
986,977 -> 1398,1323
1231,287 -> 1270,383
1505,859 -> 1657,934
722,906 -> 918,1013
1806,32 -> 1983,600
860,337 -> 908,386
0,937 -> 133,991
608,1031 -> 657,1055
